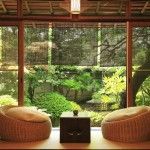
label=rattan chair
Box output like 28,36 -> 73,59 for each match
0,105 -> 52,142
101,106 -> 150,143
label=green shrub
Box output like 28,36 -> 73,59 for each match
55,65 -> 79,74
75,72 -> 101,92
0,95 -> 17,106
61,79 -> 83,90
85,111 -> 110,127
0,72 -> 18,98
24,97 -> 33,106
92,68 -> 126,107
70,101 -> 81,110
34,92 -> 81,119
61,72 -> 101,92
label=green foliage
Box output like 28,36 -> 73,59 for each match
34,92 -> 81,119
61,79 -> 83,90
134,50 -> 147,65
52,28 -> 97,65
75,72 -> 100,91
0,95 -> 17,106
26,66 -> 48,86
24,97 -> 33,106
25,66 -> 47,100
61,72 -> 101,92
93,68 -> 126,106
1,27 -> 18,65
25,27 -> 48,46
70,101 -> 81,110
85,111 -> 110,127
0,71 -> 18,98
136,76 -> 150,106
25,65 -> 60,100
133,27 -> 150,66
25,66 -> 101,102
55,65 -> 79,75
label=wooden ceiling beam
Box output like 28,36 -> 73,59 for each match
25,1 -> 31,14
24,0 -> 64,1
141,1 -> 149,14
103,2 -> 109,7
96,1 -> 110,14
32,22 -> 36,28
96,2 -> 100,13
118,0 -> 123,14
113,23 -> 117,29
59,2 -> 70,13
0,0 -> 7,13
49,1 -> 53,14
0,14 -> 150,22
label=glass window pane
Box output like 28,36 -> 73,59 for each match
24,22 -> 126,127
132,27 -> 150,106
0,26 -> 18,106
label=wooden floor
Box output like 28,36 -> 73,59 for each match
0,128 -> 150,149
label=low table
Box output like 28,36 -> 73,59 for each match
60,111 -> 90,143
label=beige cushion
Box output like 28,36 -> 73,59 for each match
103,106 -> 149,122
5,107 -> 50,122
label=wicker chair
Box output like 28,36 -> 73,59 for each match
101,106 -> 150,143
0,105 -> 52,142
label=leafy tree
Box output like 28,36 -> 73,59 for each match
51,27 -> 98,66
1,27 -> 18,65
97,27 -> 150,106
25,66 -> 48,102
132,27 -> 150,105
135,74 -> 150,105
25,27 -> 49,65
93,68 -> 126,107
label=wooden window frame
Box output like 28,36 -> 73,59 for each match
0,0 -> 150,107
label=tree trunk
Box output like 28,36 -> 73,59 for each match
27,79 -> 34,103
132,61 -> 150,105
120,60 -> 150,108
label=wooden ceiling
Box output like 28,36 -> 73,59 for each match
0,0 -> 149,17
0,0 -> 150,22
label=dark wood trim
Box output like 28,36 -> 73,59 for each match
17,0 -> 23,17
126,21 -> 133,107
132,21 -> 150,27
18,21 -> 24,106
0,21 -> 18,26
0,15 -> 150,22
126,0 -> 131,18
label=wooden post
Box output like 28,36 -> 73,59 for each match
18,21 -> 24,106
126,21 -> 133,107
17,0 -> 23,17
126,0 -> 131,19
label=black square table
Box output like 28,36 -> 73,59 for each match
60,111 -> 90,143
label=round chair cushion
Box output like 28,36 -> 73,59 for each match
103,106 -> 149,122
101,106 -> 150,143
5,107 -> 50,122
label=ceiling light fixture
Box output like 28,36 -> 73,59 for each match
71,0 -> 80,14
